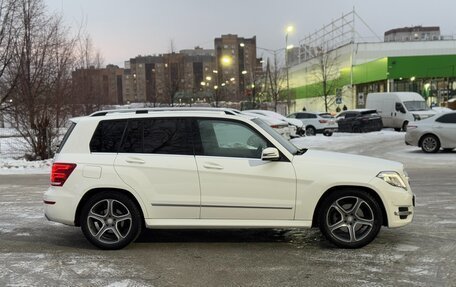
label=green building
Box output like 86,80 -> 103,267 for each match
289,37 -> 456,112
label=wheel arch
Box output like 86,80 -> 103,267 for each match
311,185 -> 388,228
418,133 -> 440,148
74,187 -> 146,227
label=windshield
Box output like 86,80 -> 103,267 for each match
403,101 -> 430,111
252,118 -> 298,155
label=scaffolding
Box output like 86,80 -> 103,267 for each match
297,8 -> 381,64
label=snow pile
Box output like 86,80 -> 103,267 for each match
0,158 -> 52,174
291,130 -> 404,151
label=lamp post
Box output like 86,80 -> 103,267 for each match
285,25 -> 294,113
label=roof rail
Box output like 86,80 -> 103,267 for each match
89,107 -> 240,117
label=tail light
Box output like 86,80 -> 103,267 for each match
319,119 -> 328,123
270,125 -> 279,128
51,163 -> 77,186
407,125 -> 418,130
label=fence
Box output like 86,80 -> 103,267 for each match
0,128 -> 27,158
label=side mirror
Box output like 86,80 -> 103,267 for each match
261,147 -> 280,161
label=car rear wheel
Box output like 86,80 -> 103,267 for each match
306,126 -> 316,136
352,126 -> 362,133
80,192 -> 142,250
421,135 -> 440,153
319,190 -> 382,248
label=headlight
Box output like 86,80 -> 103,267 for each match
377,171 -> 407,190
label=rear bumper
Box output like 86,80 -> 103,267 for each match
43,186 -> 79,226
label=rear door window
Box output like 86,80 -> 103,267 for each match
120,118 -> 193,155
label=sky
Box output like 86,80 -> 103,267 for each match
45,0 -> 456,67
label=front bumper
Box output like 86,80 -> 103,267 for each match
369,177 -> 415,228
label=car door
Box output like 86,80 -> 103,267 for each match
193,118 -> 297,220
114,117 -> 201,219
435,113 -> 456,146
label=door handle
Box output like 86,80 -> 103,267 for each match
125,157 -> 145,164
203,162 -> 224,170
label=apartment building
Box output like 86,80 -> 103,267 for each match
214,34 -> 258,102
384,26 -> 441,42
71,64 -> 124,106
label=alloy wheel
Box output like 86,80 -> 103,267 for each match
326,196 -> 374,243
87,199 -> 133,244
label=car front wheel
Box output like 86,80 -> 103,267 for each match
306,126 -> 316,136
80,192 -> 142,250
323,130 -> 333,136
421,135 -> 440,153
319,190 -> 382,248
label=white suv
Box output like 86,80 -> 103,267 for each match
44,109 -> 415,249
288,112 -> 338,136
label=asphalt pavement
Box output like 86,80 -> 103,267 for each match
0,137 -> 455,286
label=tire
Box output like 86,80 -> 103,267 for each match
394,128 -> 401,132
420,134 -> 440,153
306,126 -> 316,136
80,191 -> 143,250
318,189 -> 382,248
323,130 -> 333,136
352,126 -> 362,133
402,121 -> 409,132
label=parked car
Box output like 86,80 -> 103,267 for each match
45,108 -> 414,250
336,109 -> 383,133
366,92 -> 436,131
245,109 -> 305,137
405,111 -> 456,153
287,112 -> 338,136
241,111 -> 294,139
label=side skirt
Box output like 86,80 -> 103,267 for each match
144,219 -> 312,229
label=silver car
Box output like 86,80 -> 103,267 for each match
405,111 -> 456,153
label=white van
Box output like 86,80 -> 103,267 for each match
366,92 -> 436,131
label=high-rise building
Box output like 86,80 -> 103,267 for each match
123,56 -> 162,104
214,34 -> 258,102
72,65 -> 124,106
124,47 -> 216,105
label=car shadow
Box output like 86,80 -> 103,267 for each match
136,228 -> 328,246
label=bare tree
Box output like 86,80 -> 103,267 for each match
265,56 -> 286,112
312,46 -> 340,112
8,0 -> 75,159
0,0 -> 20,110
72,32 -> 105,115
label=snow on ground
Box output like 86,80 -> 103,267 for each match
291,129 -> 405,151
0,158 -> 52,174
291,129 -> 456,168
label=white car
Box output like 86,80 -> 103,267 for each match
288,112 -> 338,136
245,109 -> 305,137
241,111 -> 294,139
405,111 -> 456,153
45,108 -> 414,249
